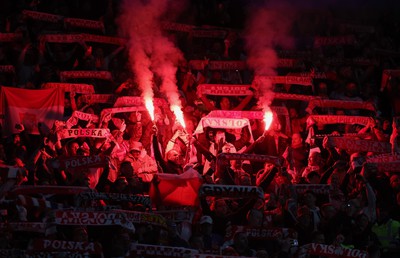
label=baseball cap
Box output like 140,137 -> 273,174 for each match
200,215 -> 213,225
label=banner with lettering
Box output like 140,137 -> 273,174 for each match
149,169 -> 203,207
22,10 -> 63,23
81,94 -> 115,104
207,107 -> 290,135
28,239 -> 103,255
100,106 -> 148,120
340,23 -> 376,34
288,72 -> 328,79
0,87 -> 64,136
64,18 -> 104,32
292,184 -> 332,195
42,82 -> 95,94
17,195 -> 66,210
60,71 -> 112,81
55,210 -> 163,228
314,35 -> 357,48
307,115 -> 372,126
113,96 -> 168,108
197,84 -> 253,96
154,210 -> 195,223
218,153 -> 283,167
324,57 -> 378,67
365,154 -> 400,172
199,184 -> 264,199
161,21 -> 194,33
329,137 -> 391,153
306,243 -> 368,258
0,65 -> 15,73
58,128 -> 110,139
0,32 -> 23,42
53,155 -> 108,171
70,111 -> 99,123
263,76 -> 313,86
40,33 -> 126,45
11,186 -> 90,196
127,243 -> 198,257
189,60 -> 247,70
191,29 -> 227,38
0,222 -> 46,234
78,192 -> 151,207
194,116 -> 250,134
273,92 -> 318,102
306,99 -> 376,114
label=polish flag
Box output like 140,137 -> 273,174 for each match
0,87 -> 64,136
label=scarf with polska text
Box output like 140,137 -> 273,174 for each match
42,82 -> 95,94
306,99 -> 376,114
60,71 -> 112,81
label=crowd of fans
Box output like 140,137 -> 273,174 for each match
1,0 -> 400,257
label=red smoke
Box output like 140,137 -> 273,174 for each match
244,1 -> 295,113
117,0 -> 185,123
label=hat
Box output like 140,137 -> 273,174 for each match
130,141 -> 142,152
200,215 -> 213,225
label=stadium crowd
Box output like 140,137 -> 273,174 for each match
0,0 -> 400,257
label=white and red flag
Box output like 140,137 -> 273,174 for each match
0,87 -> 64,136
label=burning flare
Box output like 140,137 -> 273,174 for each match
264,110 -> 273,131
145,98 -> 155,121
171,105 -> 185,128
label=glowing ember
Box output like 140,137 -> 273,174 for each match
145,98 -> 155,121
263,110 -> 273,131
171,105 -> 186,128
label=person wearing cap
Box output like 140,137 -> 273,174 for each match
124,141 -> 158,183
198,215 -> 224,253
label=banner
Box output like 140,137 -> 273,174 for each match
218,153 -> 283,167
208,109 -> 288,120
306,99 -> 376,114
339,23 -> 376,34
308,115 -> 372,126
199,184 -> 264,199
17,195 -> 66,210
292,184 -> 332,195
0,222 -> 46,234
81,94 -> 115,104
325,57 -> 378,67
64,18 -> 104,31
264,76 -> 313,86
329,137 -> 391,153
0,65 -> 15,73
101,106 -> 147,118
306,243 -> 368,258
0,32 -> 23,42
191,29 -> 227,38
55,210 -> 159,229
60,71 -> 112,81
127,243 -> 198,257
197,84 -> 252,96
28,239 -> 102,255
42,82 -> 95,94
40,33 -> 126,45
58,128 -> 110,139
113,96 -> 168,108
22,10 -> 63,23
78,192 -> 151,207
52,155 -> 107,171
273,92 -> 318,101
189,60 -> 247,70
314,35 -> 357,47
11,186 -> 91,196
194,116 -> 250,134
161,21 -> 194,33
0,87 -> 64,136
